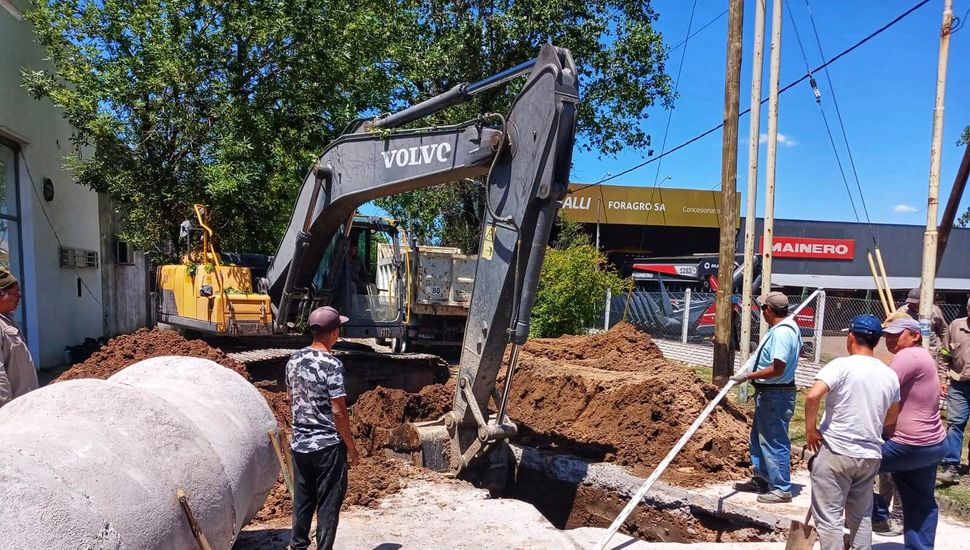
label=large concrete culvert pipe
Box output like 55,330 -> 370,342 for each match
0,356 -> 280,549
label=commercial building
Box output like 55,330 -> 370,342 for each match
2,0 -> 150,368
565,183 -> 970,303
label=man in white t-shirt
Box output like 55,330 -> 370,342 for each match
805,314 -> 901,550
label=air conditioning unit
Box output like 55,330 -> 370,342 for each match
59,247 -> 99,269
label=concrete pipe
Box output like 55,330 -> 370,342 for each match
0,357 -> 279,549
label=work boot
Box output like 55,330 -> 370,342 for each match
733,477 -> 769,494
757,490 -> 793,504
938,463 -> 961,486
872,518 -> 904,537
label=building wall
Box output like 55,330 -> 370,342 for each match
98,195 -> 151,336
2,0 -> 106,367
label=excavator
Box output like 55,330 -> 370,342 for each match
158,44 -> 578,486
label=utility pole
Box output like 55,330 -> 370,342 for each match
713,0 -> 744,385
920,0 -> 952,347
739,0 -> 767,364
936,144 -> 969,270
760,0 -> 783,336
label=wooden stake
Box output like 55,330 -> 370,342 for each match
176,489 -> 212,550
269,431 -> 295,498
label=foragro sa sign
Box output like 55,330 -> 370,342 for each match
760,236 -> 855,260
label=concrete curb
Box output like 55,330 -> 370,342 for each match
511,445 -> 792,532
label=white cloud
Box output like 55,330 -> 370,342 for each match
894,204 -> 918,213
758,132 -> 798,147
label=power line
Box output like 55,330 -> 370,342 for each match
666,8 -> 728,54
803,0 -> 877,241
570,0 -> 931,194
784,0 -> 864,228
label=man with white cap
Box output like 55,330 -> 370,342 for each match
730,291 -> 802,503
0,268 -> 37,408
287,306 -> 359,550
871,317 -> 946,549
939,296 -> 970,484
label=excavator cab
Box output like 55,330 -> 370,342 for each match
310,216 -> 407,341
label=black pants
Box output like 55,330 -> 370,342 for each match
290,442 -> 348,550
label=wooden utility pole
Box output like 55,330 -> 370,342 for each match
739,0 -> 767,365
713,0 -> 745,384
936,144 -> 969,270
920,0 -> 952,347
760,0 -> 783,336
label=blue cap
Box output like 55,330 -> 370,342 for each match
849,314 -> 883,337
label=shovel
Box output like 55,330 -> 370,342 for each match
785,507 -> 817,550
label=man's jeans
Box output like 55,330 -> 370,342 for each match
750,387 -> 796,494
290,442 -> 348,550
944,380 -> 970,465
873,439 -> 946,550
811,444 -> 881,550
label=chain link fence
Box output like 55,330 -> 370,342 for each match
604,289 -> 969,366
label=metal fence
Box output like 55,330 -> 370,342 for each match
605,288 -> 968,365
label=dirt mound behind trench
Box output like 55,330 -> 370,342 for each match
509,322 -> 751,486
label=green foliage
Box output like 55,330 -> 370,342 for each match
956,125 -> 969,227
23,0 -> 671,259
553,213 -> 591,249
23,0 -> 409,259
530,242 -> 628,338
958,125 -> 970,146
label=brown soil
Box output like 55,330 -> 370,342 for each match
54,328 -> 250,382
506,322 -> 752,486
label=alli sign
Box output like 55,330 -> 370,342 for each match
760,236 -> 855,260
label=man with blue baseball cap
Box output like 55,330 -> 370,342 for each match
806,314 -> 901,550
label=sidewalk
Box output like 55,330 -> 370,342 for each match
694,470 -> 970,549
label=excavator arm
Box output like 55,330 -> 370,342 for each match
266,44 -> 579,478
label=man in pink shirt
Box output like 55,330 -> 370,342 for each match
873,317 -> 947,550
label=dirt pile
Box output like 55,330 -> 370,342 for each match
507,322 -> 752,486
55,328 -> 250,382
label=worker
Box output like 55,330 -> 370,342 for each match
730,291 -> 802,504
0,269 -> 38,408
871,317 -> 946,549
892,288 -> 948,388
806,314 -> 900,550
286,306 -> 360,550
939,296 -> 970,484
348,242 -> 369,294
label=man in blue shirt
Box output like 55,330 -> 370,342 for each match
731,291 -> 803,503
287,306 -> 360,550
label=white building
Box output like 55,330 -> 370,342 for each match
1,0 -> 149,368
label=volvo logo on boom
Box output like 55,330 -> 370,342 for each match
381,143 -> 453,168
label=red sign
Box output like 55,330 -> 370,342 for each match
759,236 -> 855,260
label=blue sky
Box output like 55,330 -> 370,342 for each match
362,1 -> 969,226
569,0 -> 970,226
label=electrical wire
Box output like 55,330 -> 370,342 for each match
569,0 -> 932,195
803,0 -> 878,245
784,2 -> 863,227
666,8 -> 728,54
636,0 -> 700,251
18,151 -> 104,307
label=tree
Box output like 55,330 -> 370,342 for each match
372,1 -> 674,251
529,214 -> 628,337
23,0 -> 411,258
23,0 -> 671,259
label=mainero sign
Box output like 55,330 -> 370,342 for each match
562,184 -> 735,228
760,236 -> 856,260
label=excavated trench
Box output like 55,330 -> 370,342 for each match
51,324 -> 787,545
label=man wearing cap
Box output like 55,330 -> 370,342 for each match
286,306 -> 360,550
730,291 -> 803,503
893,288 -> 948,386
0,269 -> 37,408
806,314 -> 900,550
871,317 -> 946,549
939,297 -> 970,484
